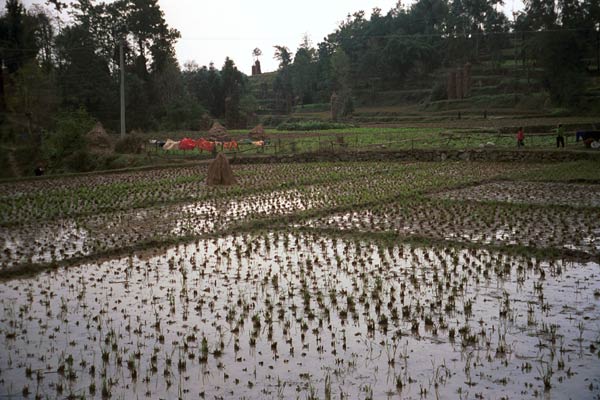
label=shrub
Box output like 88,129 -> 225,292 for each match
114,134 -> 145,154
292,103 -> 330,113
102,154 -> 145,169
341,96 -> 354,117
64,149 -> 95,172
43,108 -> 95,171
260,115 -> 289,128
430,81 -> 447,101
0,149 -> 11,178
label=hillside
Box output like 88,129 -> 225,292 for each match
249,37 -> 600,128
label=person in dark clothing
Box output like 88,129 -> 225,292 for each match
556,124 -> 565,148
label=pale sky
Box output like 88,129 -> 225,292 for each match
164,0 -> 398,74
13,0 -> 525,75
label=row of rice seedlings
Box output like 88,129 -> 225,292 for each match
3,179 -> 597,272
2,159 -> 561,270
0,160 -> 541,226
436,181 -> 600,208
1,187 -> 328,268
308,197 -> 599,253
0,164 -> 485,267
0,162 -> 385,224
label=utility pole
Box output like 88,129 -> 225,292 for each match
120,39 -> 126,138
513,13 -> 518,104
596,24 -> 599,75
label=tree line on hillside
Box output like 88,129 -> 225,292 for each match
271,0 -> 599,113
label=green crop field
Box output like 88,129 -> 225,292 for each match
140,125 -> 594,161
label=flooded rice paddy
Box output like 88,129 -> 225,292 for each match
1,233 -> 599,399
1,160 -> 599,399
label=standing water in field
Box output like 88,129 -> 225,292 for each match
0,232 -> 599,399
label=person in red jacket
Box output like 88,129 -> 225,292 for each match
517,127 -> 524,148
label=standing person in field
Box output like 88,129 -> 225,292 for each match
516,127 -> 524,148
556,124 -> 565,148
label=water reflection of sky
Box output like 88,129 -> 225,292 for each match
0,190 -> 322,268
0,234 -> 598,399
1,220 -> 91,266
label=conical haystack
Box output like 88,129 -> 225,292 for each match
208,121 -> 231,142
206,153 -> 236,186
208,121 -> 228,135
249,124 -> 268,141
86,122 -> 112,153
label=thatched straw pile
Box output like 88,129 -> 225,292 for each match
208,121 -> 231,142
206,153 -> 236,186
249,124 -> 268,141
86,122 -> 112,153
